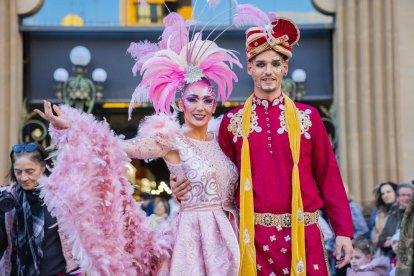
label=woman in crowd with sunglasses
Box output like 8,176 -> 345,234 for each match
0,143 -> 78,276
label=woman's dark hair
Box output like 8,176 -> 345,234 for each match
8,143 -> 53,183
375,182 -> 398,209
352,237 -> 373,256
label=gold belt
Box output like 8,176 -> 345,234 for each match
254,211 -> 319,228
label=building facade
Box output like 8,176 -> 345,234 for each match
1,0 -> 413,205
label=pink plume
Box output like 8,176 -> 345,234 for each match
139,0 -> 147,7
199,50 -> 242,102
267,11 -> 279,21
233,4 -> 270,27
127,41 -> 160,75
128,84 -> 149,120
203,65 -> 238,103
138,113 -> 181,142
158,12 -> 189,54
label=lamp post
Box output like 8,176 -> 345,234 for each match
291,68 -> 307,101
53,46 -> 107,113
282,68 -> 307,101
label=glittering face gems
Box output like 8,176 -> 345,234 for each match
179,80 -> 217,130
248,50 -> 287,96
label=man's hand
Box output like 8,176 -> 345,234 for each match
335,236 -> 353,269
170,174 -> 191,202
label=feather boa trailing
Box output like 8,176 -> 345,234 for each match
40,106 -> 173,276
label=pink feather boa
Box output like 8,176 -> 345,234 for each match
40,106 -> 173,275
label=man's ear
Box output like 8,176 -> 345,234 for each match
283,61 -> 289,75
247,61 -> 253,76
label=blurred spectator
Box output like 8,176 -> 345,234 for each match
370,182 -> 398,245
349,199 -> 369,239
149,198 -> 169,229
396,186 -> 414,276
378,183 -> 413,256
344,184 -> 369,238
389,231 -> 399,276
347,237 -> 390,276
139,192 -> 154,216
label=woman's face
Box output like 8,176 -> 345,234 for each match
179,80 -> 217,130
380,184 -> 396,205
13,155 -> 45,191
350,248 -> 371,271
154,201 -> 167,216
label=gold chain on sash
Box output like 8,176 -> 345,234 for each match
238,93 -> 306,276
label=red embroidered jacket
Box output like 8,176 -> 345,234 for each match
218,94 -> 353,238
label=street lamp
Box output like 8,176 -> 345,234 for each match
53,46 -> 107,113
281,68 -> 307,101
291,68 -> 307,101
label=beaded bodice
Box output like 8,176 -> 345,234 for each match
166,134 -> 238,209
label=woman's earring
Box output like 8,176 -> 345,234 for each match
284,72 -> 288,76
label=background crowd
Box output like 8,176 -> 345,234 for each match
324,181 -> 414,275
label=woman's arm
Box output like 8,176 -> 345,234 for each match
121,137 -> 171,160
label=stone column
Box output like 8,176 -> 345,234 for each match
312,0 -> 414,204
0,0 -> 22,183
0,0 -> 43,184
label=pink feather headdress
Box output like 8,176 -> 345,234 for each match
127,11 -> 242,117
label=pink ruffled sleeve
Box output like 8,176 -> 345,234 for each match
121,113 -> 181,160
43,105 -> 173,275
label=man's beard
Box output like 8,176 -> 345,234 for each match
257,83 -> 278,93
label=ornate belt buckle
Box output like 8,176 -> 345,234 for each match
282,215 -> 292,227
263,214 -> 274,226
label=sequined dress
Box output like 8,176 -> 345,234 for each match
166,135 -> 239,276
125,116 -> 240,276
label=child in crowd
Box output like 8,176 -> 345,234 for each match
347,237 -> 390,275
389,231 -> 399,276
149,197 -> 169,229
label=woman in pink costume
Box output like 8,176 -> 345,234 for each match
35,9 -> 242,275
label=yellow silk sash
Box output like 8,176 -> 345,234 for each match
238,94 -> 306,276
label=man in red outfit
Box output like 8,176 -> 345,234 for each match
173,16 -> 353,276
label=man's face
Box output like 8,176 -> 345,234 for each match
397,187 -> 413,209
247,50 -> 288,96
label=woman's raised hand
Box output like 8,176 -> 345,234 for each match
34,101 -> 71,129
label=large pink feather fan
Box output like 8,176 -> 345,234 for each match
158,12 -> 189,54
41,106 -> 173,275
233,3 -> 270,28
